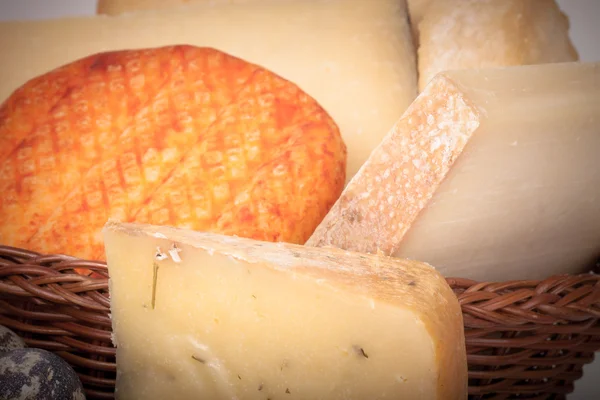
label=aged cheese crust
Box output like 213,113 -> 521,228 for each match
104,220 -> 468,400
306,76 -> 480,255
417,0 -> 578,91
0,61 -> 94,163
0,45 -> 346,261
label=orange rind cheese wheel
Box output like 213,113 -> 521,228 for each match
0,45 -> 347,261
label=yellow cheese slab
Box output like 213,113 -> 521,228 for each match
0,0 -> 417,182
103,221 -> 467,400
308,62 -> 600,282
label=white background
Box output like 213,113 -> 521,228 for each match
0,0 -> 598,398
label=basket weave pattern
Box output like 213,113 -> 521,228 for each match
0,245 -> 598,400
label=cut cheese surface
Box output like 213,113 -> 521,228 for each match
0,0 -> 417,181
103,221 -> 467,400
308,62 -> 600,282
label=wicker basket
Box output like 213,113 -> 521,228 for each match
0,245 -> 598,400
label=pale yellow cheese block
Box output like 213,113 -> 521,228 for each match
416,0 -> 578,91
103,220 -> 467,400
308,61 -> 600,282
0,0 -> 417,182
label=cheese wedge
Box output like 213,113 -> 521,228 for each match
0,0 -> 417,181
308,62 -> 600,282
103,221 -> 467,400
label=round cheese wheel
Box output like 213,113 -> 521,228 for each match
0,45 -> 346,261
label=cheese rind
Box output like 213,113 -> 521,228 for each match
308,62 -> 600,282
307,76 -> 481,256
103,221 -> 467,400
417,0 -> 578,91
0,0 -> 417,181
0,46 -> 346,261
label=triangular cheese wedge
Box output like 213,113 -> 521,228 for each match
103,220 -> 467,399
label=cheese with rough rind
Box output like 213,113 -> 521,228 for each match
308,61 -> 600,282
0,0 -> 417,181
416,0 -> 578,91
0,45 -> 346,262
103,220 -> 467,400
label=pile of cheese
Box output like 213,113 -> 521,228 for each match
101,59 -> 600,399
1,0 -> 599,399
